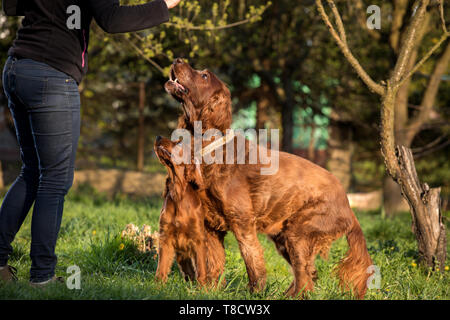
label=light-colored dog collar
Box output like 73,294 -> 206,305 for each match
200,129 -> 235,157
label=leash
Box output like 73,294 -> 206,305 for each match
200,129 -> 235,157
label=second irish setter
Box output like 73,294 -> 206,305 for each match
154,136 -> 226,286
163,58 -> 373,299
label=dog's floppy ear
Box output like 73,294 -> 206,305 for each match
201,91 -> 232,132
190,157 -> 204,189
181,99 -> 196,124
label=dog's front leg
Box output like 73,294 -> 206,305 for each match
155,237 -> 175,283
195,240 -> 208,286
232,224 -> 267,292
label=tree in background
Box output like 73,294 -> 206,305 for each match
381,0 -> 450,216
317,0 -> 448,269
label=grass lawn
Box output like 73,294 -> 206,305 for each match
0,185 -> 449,300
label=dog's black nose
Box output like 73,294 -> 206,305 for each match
174,58 -> 184,65
156,136 -> 162,143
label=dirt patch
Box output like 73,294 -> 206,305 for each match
347,190 -> 409,211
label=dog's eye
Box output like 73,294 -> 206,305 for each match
202,74 -> 208,80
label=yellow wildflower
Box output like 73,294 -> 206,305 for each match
445,266 -> 449,271
411,262 -> 417,267
92,230 -> 96,236
119,243 -> 125,251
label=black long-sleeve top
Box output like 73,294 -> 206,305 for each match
8,0 -> 170,83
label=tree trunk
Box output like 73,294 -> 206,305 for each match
281,77 -> 294,153
396,146 -> 446,269
256,84 -> 271,130
383,13 -> 431,217
308,123 -> 316,162
384,40 -> 450,217
0,161 -> 4,189
281,102 -> 293,153
316,0 -> 447,271
327,121 -> 353,191
383,79 -> 410,216
137,82 -> 146,172
384,81 -> 409,216
381,85 -> 446,269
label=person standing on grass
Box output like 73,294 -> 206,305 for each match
0,0 -> 181,287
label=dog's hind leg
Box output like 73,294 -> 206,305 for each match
269,231 -> 309,297
284,237 -> 315,299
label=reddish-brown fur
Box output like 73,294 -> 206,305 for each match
165,59 -> 373,299
154,137 -> 226,286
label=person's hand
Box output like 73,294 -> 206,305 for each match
164,0 -> 181,9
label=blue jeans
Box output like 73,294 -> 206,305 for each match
0,56 -> 80,282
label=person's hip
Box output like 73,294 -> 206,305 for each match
3,56 -> 80,111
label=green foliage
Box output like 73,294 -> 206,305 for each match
0,190 -> 448,300
0,1 -> 448,200
117,0 -> 272,75
232,102 -> 257,130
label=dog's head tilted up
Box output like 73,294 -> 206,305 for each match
154,135 -> 203,200
165,58 -> 232,132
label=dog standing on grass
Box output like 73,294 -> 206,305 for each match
154,136 -> 226,286
163,58 -> 374,299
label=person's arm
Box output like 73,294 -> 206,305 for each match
89,0 -> 175,34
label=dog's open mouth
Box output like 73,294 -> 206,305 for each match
169,67 -> 188,94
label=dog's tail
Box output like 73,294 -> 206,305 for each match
337,214 -> 373,299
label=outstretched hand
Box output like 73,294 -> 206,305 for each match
164,0 -> 181,9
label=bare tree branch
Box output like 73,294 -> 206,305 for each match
439,0 -> 448,34
326,0 -> 347,44
413,139 -> 450,158
390,0 -> 410,53
316,0 -> 386,96
394,14 -> 431,143
391,0 -> 431,85
121,36 -> 165,74
397,33 -> 450,88
165,19 -> 252,31
412,134 -> 449,153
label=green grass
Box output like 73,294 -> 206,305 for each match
0,186 -> 449,300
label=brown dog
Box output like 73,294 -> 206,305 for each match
154,136 -> 226,286
164,58 -> 373,299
